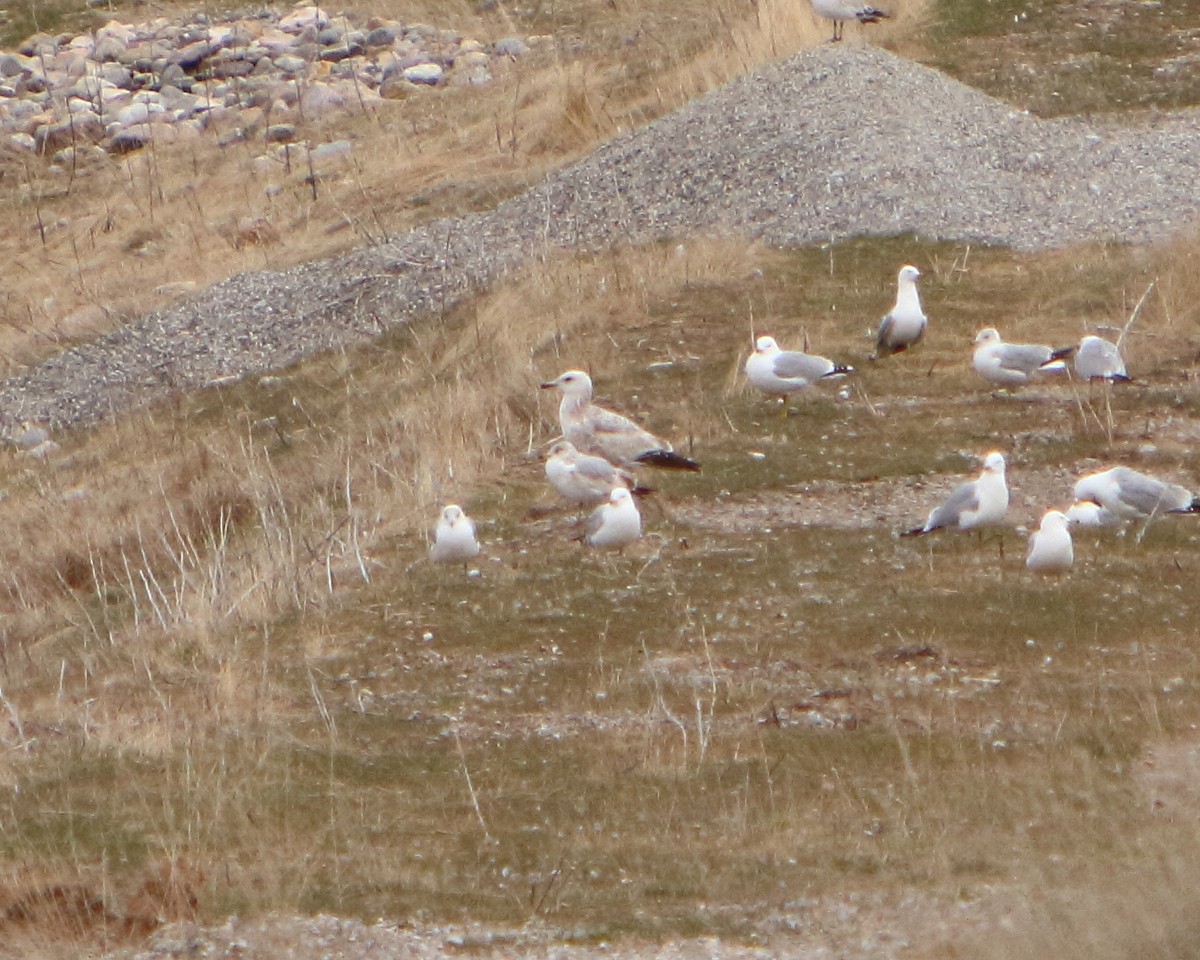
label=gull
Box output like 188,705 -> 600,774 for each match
584,487 -> 643,550
972,328 -> 1074,389
1072,466 -> 1200,523
1065,500 -> 1120,528
545,440 -> 640,506
902,452 -> 1009,536
810,0 -> 890,42
872,265 -> 926,359
1026,510 -> 1074,574
429,504 -> 481,564
1075,335 -> 1130,383
541,370 -> 700,471
744,335 -> 854,407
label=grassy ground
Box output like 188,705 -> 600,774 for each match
2,0 -> 1200,956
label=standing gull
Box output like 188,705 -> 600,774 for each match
745,335 -> 853,406
972,328 -> 1074,389
1026,510 -> 1074,574
1072,466 -> 1200,522
585,487 -> 643,550
541,370 -> 700,471
872,265 -> 926,360
545,440 -> 640,506
902,452 -> 1009,536
810,0 -> 890,42
1075,335 -> 1130,383
429,504 -> 481,564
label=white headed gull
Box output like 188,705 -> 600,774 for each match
872,265 -> 926,359
1026,510 -> 1074,574
429,504 -> 481,563
972,328 -> 1074,389
1065,500 -> 1120,528
744,335 -> 854,401
545,440 -> 640,506
902,452 -> 1009,536
541,370 -> 700,471
585,487 -> 643,550
810,0 -> 890,42
1075,335 -> 1130,383
1073,466 -> 1199,522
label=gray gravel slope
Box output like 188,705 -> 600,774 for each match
4,44 -> 1199,433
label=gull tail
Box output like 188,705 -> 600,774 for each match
1175,497 -> 1200,514
899,525 -> 929,538
1042,346 -> 1075,367
631,484 -> 655,498
857,7 -> 889,23
1104,373 -> 1135,384
635,449 -> 701,472
821,363 -> 856,380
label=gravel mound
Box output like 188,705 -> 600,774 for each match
4,43 -> 1200,433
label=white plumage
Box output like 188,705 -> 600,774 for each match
872,265 -> 927,359
810,0 -> 890,41
1075,335 -> 1129,382
744,335 -> 853,398
1026,510 -> 1074,574
545,440 -> 636,506
1073,466 -> 1199,522
903,452 -> 1009,536
972,328 -> 1074,388
429,504 -> 481,563
585,487 -> 643,550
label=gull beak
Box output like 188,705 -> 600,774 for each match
539,381 -> 556,389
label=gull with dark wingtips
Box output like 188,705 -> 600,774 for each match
744,335 -> 854,408
902,452 -> 1009,537
1073,466 -> 1200,524
872,265 -> 926,360
541,370 -> 700,472
1075,334 -> 1130,383
972,328 -> 1074,389
810,0 -> 890,42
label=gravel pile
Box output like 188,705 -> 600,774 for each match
4,43 -> 1200,434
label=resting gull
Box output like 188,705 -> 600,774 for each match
541,370 -> 700,471
584,487 -> 643,550
1026,510 -> 1074,574
429,504 -> 481,563
972,328 -> 1074,389
545,440 -> 641,506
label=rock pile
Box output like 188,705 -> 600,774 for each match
0,4 -> 539,169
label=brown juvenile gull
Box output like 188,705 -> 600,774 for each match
540,370 -> 700,471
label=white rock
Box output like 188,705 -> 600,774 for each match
279,6 -> 330,33
402,63 -> 444,85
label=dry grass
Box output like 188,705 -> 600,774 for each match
2,0 -> 1200,956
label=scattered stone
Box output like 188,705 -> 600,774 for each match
402,62 -> 443,85
0,7 -> 536,162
